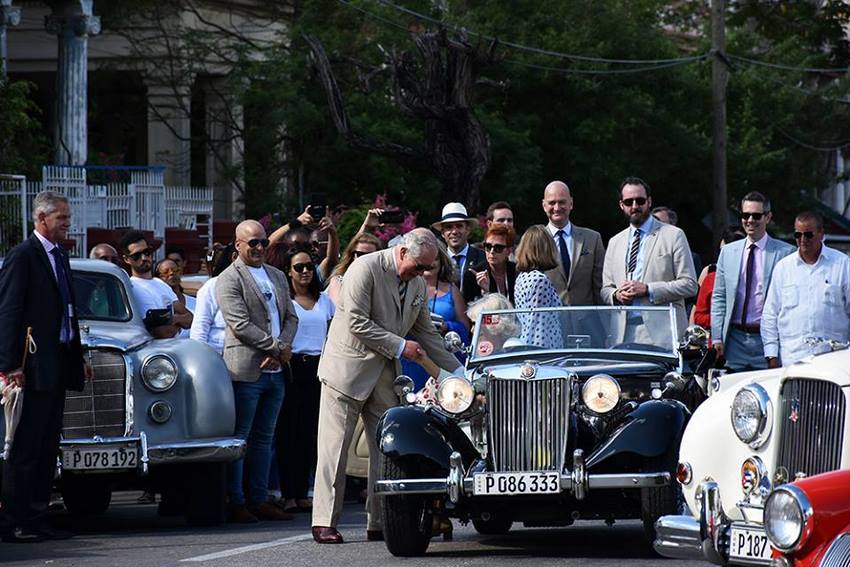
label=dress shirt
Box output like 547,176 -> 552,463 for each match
33,230 -> 75,341
189,277 -> 226,354
246,265 -> 282,373
761,246 -> 850,365
546,222 -> 573,262
450,243 -> 471,274
624,216 -> 656,303
731,233 -> 767,325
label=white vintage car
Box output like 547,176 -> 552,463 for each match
654,344 -> 850,565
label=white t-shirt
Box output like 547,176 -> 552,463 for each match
292,292 -> 335,355
247,266 -> 282,373
179,294 -> 196,338
131,276 -> 178,319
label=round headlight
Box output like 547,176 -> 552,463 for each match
764,485 -> 813,552
581,374 -> 620,414
435,377 -> 474,414
148,400 -> 173,424
141,355 -> 178,392
740,456 -> 766,495
731,384 -> 772,448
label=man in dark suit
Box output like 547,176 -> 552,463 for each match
0,191 -> 91,542
431,202 -> 485,298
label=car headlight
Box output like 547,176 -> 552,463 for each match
730,384 -> 772,448
581,374 -> 620,414
141,355 -> 178,392
436,377 -> 474,414
764,485 -> 813,552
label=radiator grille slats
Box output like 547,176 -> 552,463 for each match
63,350 -> 126,439
778,378 -> 845,479
487,377 -> 570,472
821,533 -> 850,567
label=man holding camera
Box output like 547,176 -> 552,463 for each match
269,205 -> 339,282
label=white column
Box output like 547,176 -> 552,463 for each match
146,82 -> 192,186
204,79 -> 243,219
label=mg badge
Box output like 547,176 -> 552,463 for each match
789,399 -> 801,423
519,363 -> 536,379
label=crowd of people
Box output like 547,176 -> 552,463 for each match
1,176 -> 849,543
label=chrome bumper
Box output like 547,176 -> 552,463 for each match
375,449 -> 671,503
59,431 -> 246,475
653,515 -> 703,560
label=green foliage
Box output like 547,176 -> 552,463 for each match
0,80 -> 50,177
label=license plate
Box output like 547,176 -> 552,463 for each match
62,446 -> 138,470
729,524 -> 772,563
473,472 -> 561,495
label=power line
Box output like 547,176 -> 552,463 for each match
503,55 -> 708,76
728,53 -> 850,74
775,127 -> 850,152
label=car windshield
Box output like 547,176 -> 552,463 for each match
72,271 -> 132,322
470,306 -> 678,361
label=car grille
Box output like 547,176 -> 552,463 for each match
63,349 -> 127,439
487,376 -> 571,472
822,533 -> 850,567
777,378 -> 845,479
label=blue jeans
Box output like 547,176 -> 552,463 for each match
227,372 -> 285,506
726,327 -> 768,372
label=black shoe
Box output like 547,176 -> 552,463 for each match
37,525 -> 74,540
2,527 -> 46,543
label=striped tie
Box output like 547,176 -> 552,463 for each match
627,228 -> 641,276
398,280 -> 408,307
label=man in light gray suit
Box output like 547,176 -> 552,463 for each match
311,228 -> 464,545
711,192 -> 794,371
216,220 -> 298,523
542,181 -> 605,305
601,177 -> 697,337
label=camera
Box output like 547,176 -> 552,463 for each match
378,209 -> 405,224
308,204 -> 326,222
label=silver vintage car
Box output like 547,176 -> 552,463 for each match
0,259 -> 245,526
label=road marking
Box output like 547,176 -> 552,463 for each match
180,533 -> 314,562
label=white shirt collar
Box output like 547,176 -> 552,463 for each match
747,232 -> 769,250
33,230 -> 57,254
547,222 -> 572,236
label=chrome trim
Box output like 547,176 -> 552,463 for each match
654,515 -> 703,560
57,435 -> 245,470
572,449 -> 587,500
697,480 -> 729,565
820,532 -> 850,567
140,431 -> 149,474
448,452 -> 463,504
731,383 -> 773,449
764,484 -> 814,553
140,353 -> 178,393
125,354 -> 134,436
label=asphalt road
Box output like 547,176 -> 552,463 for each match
1,492 -> 707,567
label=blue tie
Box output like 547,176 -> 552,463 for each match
50,247 -> 73,343
556,230 -> 571,281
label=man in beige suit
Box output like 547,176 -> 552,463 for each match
311,228 -> 464,544
542,181 -> 605,305
601,177 -> 697,338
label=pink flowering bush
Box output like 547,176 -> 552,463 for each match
371,193 -> 418,242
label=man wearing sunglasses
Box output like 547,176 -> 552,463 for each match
601,177 -> 697,337
312,228 -> 465,544
119,230 -> 192,339
216,220 -> 299,523
711,192 -> 794,371
761,211 -> 850,367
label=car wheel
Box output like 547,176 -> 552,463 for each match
61,475 -> 112,516
472,513 -> 513,535
640,455 -> 679,549
184,462 -> 227,527
380,454 -> 433,557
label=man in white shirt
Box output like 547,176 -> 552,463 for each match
119,230 -> 192,339
762,211 -> 850,367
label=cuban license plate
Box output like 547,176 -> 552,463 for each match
729,524 -> 772,563
62,446 -> 138,470
473,471 -> 561,495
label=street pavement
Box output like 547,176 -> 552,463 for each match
0,492 -> 707,566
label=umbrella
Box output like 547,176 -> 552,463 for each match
2,327 -> 36,460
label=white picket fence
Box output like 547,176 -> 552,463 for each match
0,167 -> 214,258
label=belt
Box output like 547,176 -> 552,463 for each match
731,323 -> 761,334
292,353 -> 321,363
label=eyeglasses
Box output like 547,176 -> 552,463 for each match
413,263 -> 432,273
292,262 -> 315,273
241,238 -> 269,249
741,212 -> 765,221
352,250 -> 371,258
484,242 -> 507,253
794,231 -> 815,240
621,197 -> 647,207
126,248 -> 154,261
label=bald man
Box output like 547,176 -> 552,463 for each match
542,181 -> 605,305
89,243 -> 122,266
216,220 -> 298,523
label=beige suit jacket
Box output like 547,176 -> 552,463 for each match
216,258 -> 299,382
546,224 -> 605,306
318,248 -> 462,401
600,220 -> 697,335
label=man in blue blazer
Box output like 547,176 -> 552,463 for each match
711,191 -> 794,371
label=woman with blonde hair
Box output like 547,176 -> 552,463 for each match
326,232 -> 384,304
513,225 -> 563,349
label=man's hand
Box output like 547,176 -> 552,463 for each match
767,357 -> 780,369
628,280 -> 649,297
615,286 -> 635,305
474,269 -> 490,292
297,206 -> 313,226
2,368 -> 25,388
402,340 -> 423,361
84,362 -> 94,383
713,342 -> 724,358
318,216 -> 336,233
260,356 -> 281,371
278,344 -> 293,364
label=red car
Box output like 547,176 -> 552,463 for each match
764,469 -> 850,566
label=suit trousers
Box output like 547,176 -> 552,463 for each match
725,327 -> 768,372
312,367 -> 397,530
276,354 -> 321,500
1,383 -> 67,530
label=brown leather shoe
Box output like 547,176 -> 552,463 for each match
247,502 -> 294,521
366,529 -> 384,541
312,526 -> 344,544
227,504 -> 258,524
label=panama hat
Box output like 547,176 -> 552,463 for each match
431,202 -> 477,231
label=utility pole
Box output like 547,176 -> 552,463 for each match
711,0 -> 727,244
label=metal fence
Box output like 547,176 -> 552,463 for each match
0,175 -> 28,258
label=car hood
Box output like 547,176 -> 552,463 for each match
475,356 -> 670,379
79,320 -> 151,351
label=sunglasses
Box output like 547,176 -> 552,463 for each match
413,263 -> 433,273
621,197 -> 647,207
292,262 -> 315,273
484,243 -> 507,253
794,231 -> 816,240
126,248 -> 154,261
243,238 -> 270,249
741,212 -> 765,221
352,250 -> 371,258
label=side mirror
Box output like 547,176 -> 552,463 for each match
444,331 -> 464,353
680,325 -> 709,350
393,375 -> 416,405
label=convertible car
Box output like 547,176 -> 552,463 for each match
375,305 -> 712,556
0,259 -> 244,525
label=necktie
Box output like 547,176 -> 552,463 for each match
453,254 -> 464,273
627,228 -> 641,277
50,247 -> 73,343
556,230 -> 571,281
740,243 -> 757,325
398,279 -> 408,308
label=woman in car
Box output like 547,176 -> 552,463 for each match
513,225 -> 563,349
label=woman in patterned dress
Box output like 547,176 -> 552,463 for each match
513,225 -> 563,349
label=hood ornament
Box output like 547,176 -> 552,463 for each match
788,399 -> 801,423
519,363 -> 536,379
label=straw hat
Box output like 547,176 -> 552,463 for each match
431,202 -> 477,231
